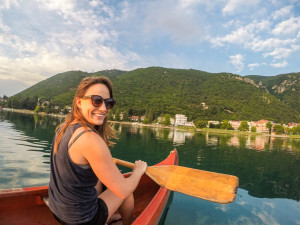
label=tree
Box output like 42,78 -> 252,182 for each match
295,125 -> 300,135
122,111 -> 129,121
114,109 -> 120,121
163,114 -> 171,126
108,111 -> 114,120
62,108 -> 69,114
238,121 -> 249,131
143,118 -> 150,124
221,120 -> 233,130
251,126 -> 257,132
146,110 -> 154,123
195,120 -> 207,128
266,121 -> 272,134
273,124 -> 285,134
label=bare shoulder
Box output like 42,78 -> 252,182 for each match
70,127 -> 109,157
70,127 -> 101,143
72,127 -> 105,144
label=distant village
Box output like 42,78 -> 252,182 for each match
1,96 -> 299,135
120,113 -> 299,135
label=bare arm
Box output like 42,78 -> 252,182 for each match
73,132 -> 147,199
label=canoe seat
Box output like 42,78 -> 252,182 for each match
43,196 -> 49,207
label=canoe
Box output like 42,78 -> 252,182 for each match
0,149 -> 179,225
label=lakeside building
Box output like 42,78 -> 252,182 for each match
175,114 -> 194,127
229,121 -> 241,130
128,115 -> 145,122
249,120 -> 271,133
129,116 -> 139,121
175,114 -> 187,126
287,122 -> 299,128
207,121 -> 220,127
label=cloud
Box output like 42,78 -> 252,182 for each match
222,0 -> 261,15
36,0 -> 75,14
292,44 -> 300,51
249,37 -> 296,52
89,0 -> 103,7
270,61 -> 288,68
0,0 -> 19,10
229,54 -> 244,72
0,0 -> 141,89
211,15 -> 300,69
263,48 -> 292,59
141,0 -> 207,43
211,20 -> 271,47
1,0 -> 300,96
212,27 -> 253,47
0,79 -> 28,97
272,17 -> 300,36
248,63 -> 260,70
272,5 -> 293,20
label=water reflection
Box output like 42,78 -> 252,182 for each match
123,123 -> 300,152
122,124 -> 195,146
204,132 -> 300,152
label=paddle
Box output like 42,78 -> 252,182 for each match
114,158 -> 239,204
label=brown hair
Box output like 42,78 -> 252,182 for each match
54,76 -> 117,154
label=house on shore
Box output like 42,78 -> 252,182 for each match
175,114 -> 194,127
249,120 -> 271,133
287,122 -> 299,128
207,121 -> 220,127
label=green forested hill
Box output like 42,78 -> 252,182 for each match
246,73 -> 300,113
113,67 -> 299,123
9,70 -> 125,108
5,67 -> 300,123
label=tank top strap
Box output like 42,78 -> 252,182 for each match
68,128 -> 93,149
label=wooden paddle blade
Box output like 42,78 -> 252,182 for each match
146,165 -> 239,204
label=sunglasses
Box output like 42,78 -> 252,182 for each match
82,95 -> 116,109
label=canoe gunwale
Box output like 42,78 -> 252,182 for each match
132,149 -> 179,225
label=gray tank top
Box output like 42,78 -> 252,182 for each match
48,123 -> 99,224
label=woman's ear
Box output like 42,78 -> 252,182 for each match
76,97 -> 82,109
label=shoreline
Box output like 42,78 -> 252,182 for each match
2,108 -> 299,139
2,108 -> 67,118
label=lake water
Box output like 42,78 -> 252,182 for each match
1,111 -> 300,225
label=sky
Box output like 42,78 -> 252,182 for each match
0,0 -> 300,97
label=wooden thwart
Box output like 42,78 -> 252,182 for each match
114,158 -> 239,204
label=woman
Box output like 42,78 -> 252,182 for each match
48,76 -> 147,225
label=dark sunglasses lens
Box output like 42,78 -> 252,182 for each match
105,99 -> 115,109
91,95 -> 103,107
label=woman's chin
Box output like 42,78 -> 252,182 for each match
90,116 -> 106,125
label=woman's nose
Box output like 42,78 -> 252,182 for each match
98,102 -> 107,111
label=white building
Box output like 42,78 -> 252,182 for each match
175,114 -> 187,126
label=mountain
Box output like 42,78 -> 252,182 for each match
9,70 -> 125,108
5,67 -> 300,123
246,73 -> 300,113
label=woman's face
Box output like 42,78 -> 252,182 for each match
76,83 -> 111,126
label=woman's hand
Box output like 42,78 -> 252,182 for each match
133,160 -> 147,176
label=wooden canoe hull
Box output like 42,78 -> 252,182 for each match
0,150 -> 179,225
